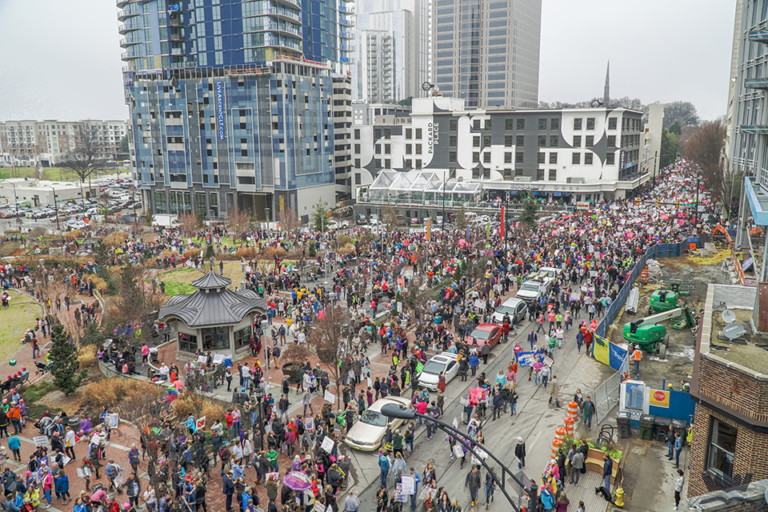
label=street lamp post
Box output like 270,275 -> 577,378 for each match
381,404 -> 529,511
49,186 -> 60,231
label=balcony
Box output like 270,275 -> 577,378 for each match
749,30 -> 768,44
274,0 -> 300,9
169,17 -> 182,27
746,78 -> 768,90
741,125 -> 768,135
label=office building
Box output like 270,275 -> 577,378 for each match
352,96 -> 646,212
352,0 -> 430,103
642,104 -> 664,180
118,0 -> 353,221
0,120 -> 127,167
432,0 -> 541,108
732,0 -> 768,281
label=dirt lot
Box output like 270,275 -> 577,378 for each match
607,253 -> 731,390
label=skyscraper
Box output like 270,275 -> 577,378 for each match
352,0 -> 430,103
118,0 -> 353,220
431,0 -> 541,109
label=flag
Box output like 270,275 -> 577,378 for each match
593,334 -> 611,366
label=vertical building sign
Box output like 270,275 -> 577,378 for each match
216,81 -> 226,141
619,150 -> 626,170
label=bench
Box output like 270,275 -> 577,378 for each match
584,448 -> 620,484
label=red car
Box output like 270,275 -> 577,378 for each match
465,323 -> 503,349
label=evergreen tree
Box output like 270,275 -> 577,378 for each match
519,200 -> 539,227
48,324 -> 83,395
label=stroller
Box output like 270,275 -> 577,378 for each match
35,361 -> 49,375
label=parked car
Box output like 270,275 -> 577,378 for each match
418,352 -> 459,390
515,280 -> 547,304
491,297 -> 528,324
344,396 -> 412,451
464,323 -> 503,350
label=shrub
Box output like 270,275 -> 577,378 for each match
162,249 -> 180,259
183,248 -> 202,259
80,378 -> 163,410
78,345 -> 98,368
65,230 -> 84,241
0,242 -> 20,258
172,393 -> 226,422
235,247 -> 257,259
261,247 -> 286,260
102,232 -> 129,248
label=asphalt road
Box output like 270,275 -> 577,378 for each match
349,315 -> 612,511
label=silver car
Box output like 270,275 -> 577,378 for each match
418,352 -> 459,391
344,396 -> 412,451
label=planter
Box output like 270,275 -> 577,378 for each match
584,447 -> 622,484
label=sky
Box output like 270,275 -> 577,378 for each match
0,0 -> 736,122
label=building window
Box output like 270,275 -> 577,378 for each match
537,152 -> 545,164
449,152 -> 457,163
178,332 -> 197,353
607,135 -> 616,147
233,326 -> 252,349
515,169 -> 523,177
574,118 -> 582,130
450,135 -> 457,146
516,135 -> 524,147
606,153 -> 615,165
483,135 -> 491,147
586,117 -> 595,130
551,118 -> 560,130
550,136 -> 559,148
505,135 -> 513,147
536,169 -> 544,181
572,153 -> 581,164
537,135 -> 546,147
608,118 -> 617,130
355,173 -> 361,185
505,119 -> 514,130
483,153 -> 491,163
406,128 -> 412,139
538,118 -> 547,130
574,136 -> 581,147
473,119 -> 481,130
516,119 -> 525,130
549,153 -> 558,164
548,169 -> 556,181
201,326 -> 229,351
473,136 -> 480,148
473,153 -> 480,163
406,145 -> 412,155
504,152 -> 512,163
515,152 -> 524,164
415,128 -> 422,139
450,119 -> 457,131
585,153 -> 593,165
586,135 -> 594,147
707,419 -> 737,480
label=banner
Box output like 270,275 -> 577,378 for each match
500,206 -> 505,242
593,334 -> 628,371
515,350 -> 546,367
649,389 -> 670,408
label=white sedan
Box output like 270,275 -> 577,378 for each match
344,396 -> 412,451
418,352 -> 459,391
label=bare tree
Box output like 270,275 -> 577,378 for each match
685,121 -> 734,215
277,208 -> 301,233
226,207 -> 251,240
59,123 -> 112,207
177,212 -> 200,236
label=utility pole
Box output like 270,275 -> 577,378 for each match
653,150 -> 658,188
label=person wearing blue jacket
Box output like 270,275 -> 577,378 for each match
469,351 -> 479,376
54,469 -> 70,505
378,451 -> 390,489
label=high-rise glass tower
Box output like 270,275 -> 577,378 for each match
118,0 -> 353,219
431,0 -> 541,109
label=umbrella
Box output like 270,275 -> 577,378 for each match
284,471 -> 312,491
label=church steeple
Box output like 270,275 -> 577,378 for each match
603,61 -> 610,108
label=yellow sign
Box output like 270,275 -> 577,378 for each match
649,389 -> 670,408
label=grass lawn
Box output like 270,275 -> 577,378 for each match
0,167 -> 129,182
0,290 -> 41,361
156,259 -> 302,296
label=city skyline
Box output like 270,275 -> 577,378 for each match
0,0 -> 735,121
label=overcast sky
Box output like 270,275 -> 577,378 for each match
0,0 -> 736,122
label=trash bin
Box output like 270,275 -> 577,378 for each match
640,414 -> 655,440
672,419 -> 688,446
616,411 -> 631,438
654,417 -> 672,442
